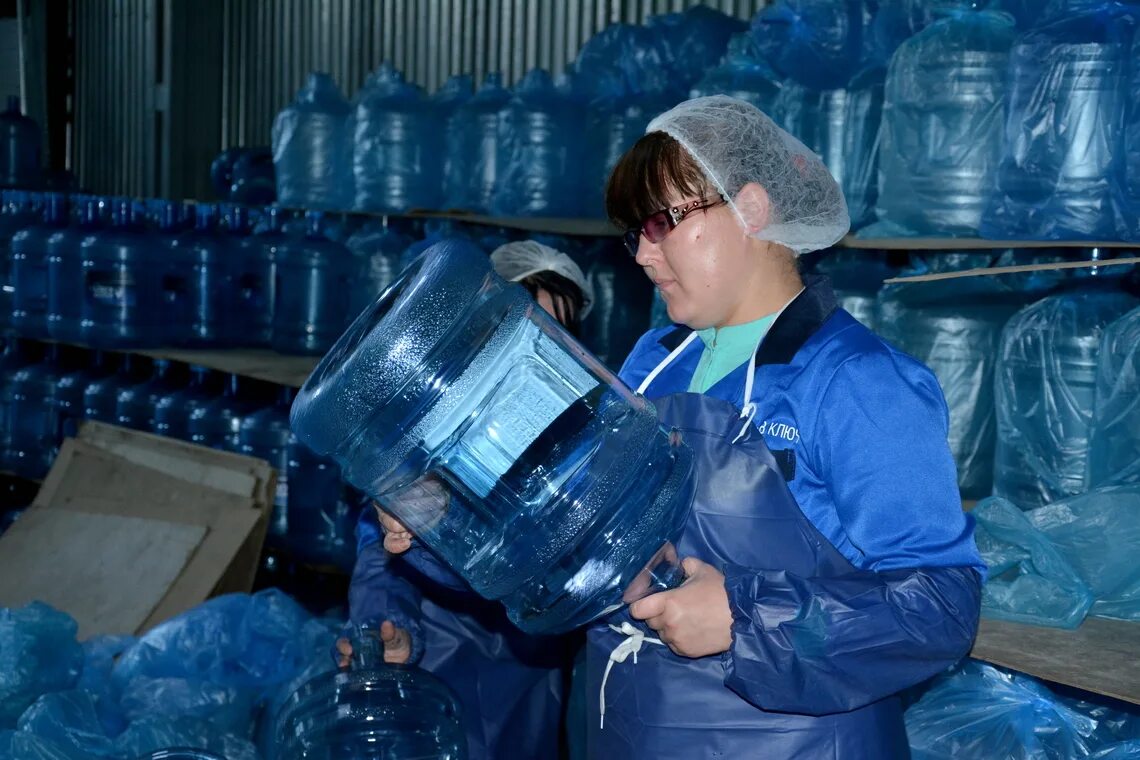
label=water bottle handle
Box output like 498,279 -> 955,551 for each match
622,541 -> 687,604
341,622 -> 383,671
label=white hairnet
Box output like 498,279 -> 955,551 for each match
491,240 -> 595,319
646,95 -> 850,254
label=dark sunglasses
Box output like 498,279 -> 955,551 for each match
622,195 -> 728,256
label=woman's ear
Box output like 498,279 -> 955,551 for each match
734,183 -> 771,233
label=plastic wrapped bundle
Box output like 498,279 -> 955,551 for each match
271,73 -> 353,211
993,287 -> 1139,510
982,6 -> 1139,240
649,6 -> 744,96
0,603 -> 82,728
1089,306 -> 1140,488
752,0 -> 866,90
353,64 -> 442,213
492,70 -> 586,218
974,487 -> 1140,626
691,32 -> 782,117
905,660 -> 1101,758
842,67 -> 886,229
877,252 -> 1025,499
877,11 -> 1015,235
0,96 -> 42,189
290,240 -> 696,634
573,24 -> 674,102
443,74 -> 511,213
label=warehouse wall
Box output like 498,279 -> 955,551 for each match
71,0 -> 768,199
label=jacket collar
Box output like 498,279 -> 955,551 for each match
657,274 -> 838,367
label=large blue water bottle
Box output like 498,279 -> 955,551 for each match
443,73 -> 511,213
47,196 -> 103,343
115,359 -> 188,433
9,192 -> 68,339
219,204 -> 273,347
272,624 -> 466,758
994,283 -> 1139,509
581,238 -> 654,370
168,203 -> 227,347
152,201 -> 193,345
153,364 -> 221,440
78,199 -> 172,348
289,241 -> 696,634
272,211 -> 353,356
56,350 -> 117,443
1,344 -> 81,479
272,73 -> 354,212
434,74 -> 473,210
492,69 -> 586,218
0,96 -> 42,189
982,5 -> 1137,240
1088,304 -> 1140,488
583,95 -> 675,220
841,67 -> 886,230
0,191 -> 41,331
286,441 -> 354,570
0,339 -> 43,468
876,252 -> 1024,500
188,374 -> 263,452
877,11 -> 1015,235
346,221 -> 414,316
239,386 -> 295,551
353,64 -> 442,213
83,354 -> 152,425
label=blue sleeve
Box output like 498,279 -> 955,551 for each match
722,350 -> 984,715
349,519 -> 426,664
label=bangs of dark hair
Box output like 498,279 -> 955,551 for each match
518,270 -> 587,337
604,131 -> 710,232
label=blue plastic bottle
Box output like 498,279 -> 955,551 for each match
272,72 -> 354,212
877,11 -> 1015,235
9,192 -> 67,339
0,96 -> 42,189
167,203 -> 228,347
272,627 -> 467,759
581,238 -> 654,371
187,374 -> 263,452
2,344 -> 82,479
219,204 -> 273,347
982,6 -> 1138,240
272,211 -> 354,355
152,364 -> 221,440
151,201 -> 193,346
78,199 -> 172,348
492,69 -> 586,218
994,284 -> 1139,509
47,196 -> 103,343
841,67 -> 886,230
353,64 -> 443,213
115,359 -> 188,433
0,339 -> 43,468
228,148 -> 277,206
444,73 -> 510,213
290,240 -> 695,634
345,220 -> 414,317
239,386 -> 295,551
751,0 -> 865,90
55,350 -> 117,443
0,191 -> 42,331
84,354 -> 152,425
584,95 -> 674,220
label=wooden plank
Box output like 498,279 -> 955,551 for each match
971,616 -> 1140,705
0,507 -> 207,639
839,236 -> 1139,251
135,347 -> 318,388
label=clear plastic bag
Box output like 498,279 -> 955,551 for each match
0,602 -> 83,728
1090,306 -> 1140,488
993,288 -> 1139,509
877,10 -> 1015,235
905,660 -> 1099,759
752,0 -> 866,90
271,72 -> 354,212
